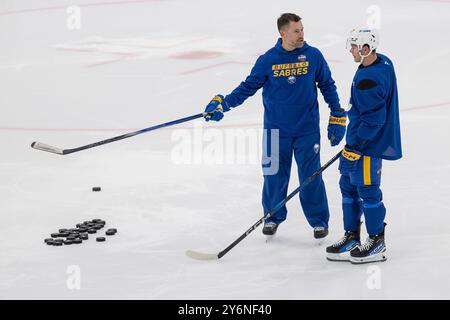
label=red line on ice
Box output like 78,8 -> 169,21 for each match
0,127 -> 140,132
55,37 -> 214,68
0,0 -> 161,16
86,53 -> 140,67
402,101 -> 450,111
179,59 -> 342,75
179,61 -> 254,75
1,102 -> 449,133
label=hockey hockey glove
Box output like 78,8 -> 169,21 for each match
203,94 -> 230,122
339,145 -> 362,174
327,108 -> 347,146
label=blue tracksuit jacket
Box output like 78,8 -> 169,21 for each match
223,38 -> 340,136
346,53 -> 402,160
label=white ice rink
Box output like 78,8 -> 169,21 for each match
1,0 -> 450,299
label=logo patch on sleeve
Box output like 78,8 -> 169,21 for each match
357,79 -> 377,90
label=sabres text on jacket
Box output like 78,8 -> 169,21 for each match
272,61 -> 309,77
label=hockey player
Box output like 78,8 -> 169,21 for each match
203,13 -> 346,240
326,27 -> 402,264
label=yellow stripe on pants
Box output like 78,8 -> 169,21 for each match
363,156 -> 372,185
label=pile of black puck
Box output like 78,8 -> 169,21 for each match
44,219 -> 118,246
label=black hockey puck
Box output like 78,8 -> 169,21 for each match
45,239 -> 54,245
92,187 -> 101,192
107,228 -> 117,233
54,242 -> 63,246
96,237 -> 106,242
63,239 -> 73,245
92,219 -> 102,223
93,225 -> 103,230
59,228 -> 68,233
87,229 -> 96,234
73,238 -> 82,244
105,230 -> 117,236
80,234 -> 88,240
51,233 -> 60,238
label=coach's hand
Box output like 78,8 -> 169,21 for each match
203,95 -> 230,122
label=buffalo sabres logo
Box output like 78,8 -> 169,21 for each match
313,144 -> 320,154
298,54 -> 306,61
287,76 -> 296,84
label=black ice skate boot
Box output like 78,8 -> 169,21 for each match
314,227 -> 329,239
313,227 -> 329,245
350,223 -> 387,264
326,223 -> 361,262
262,222 -> 279,236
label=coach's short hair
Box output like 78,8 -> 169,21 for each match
277,13 -> 302,31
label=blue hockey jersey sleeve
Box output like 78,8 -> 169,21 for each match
354,79 -> 387,141
314,50 -> 340,112
224,56 -> 267,108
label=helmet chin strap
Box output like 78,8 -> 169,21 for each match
358,47 -> 371,65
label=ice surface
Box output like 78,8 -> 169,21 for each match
1,0 -> 450,299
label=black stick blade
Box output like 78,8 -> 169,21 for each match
185,250 -> 219,261
31,142 -> 64,155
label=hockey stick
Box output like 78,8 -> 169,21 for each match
186,150 -> 342,261
31,112 -> 210,155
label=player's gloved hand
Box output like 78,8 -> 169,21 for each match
339,145 -> 362,174
327,108 -> 347,146
203,94 -> 230,122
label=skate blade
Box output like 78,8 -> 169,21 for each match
350,252 -> 387,265
315,237 -> 327,246
185,250 -> 219,261
326,252 -> 351,262
265,234 -> 276,243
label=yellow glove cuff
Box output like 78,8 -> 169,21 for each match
342,148 -> 361,161
329,115 -> 346,126
211,95 -> 223,103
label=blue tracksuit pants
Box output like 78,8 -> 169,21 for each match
339,156 -> 386,236
262,132 -> 329,228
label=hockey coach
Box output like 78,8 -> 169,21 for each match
203,13 -> 346,240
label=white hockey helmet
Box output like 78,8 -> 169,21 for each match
346,27 -> 379,52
